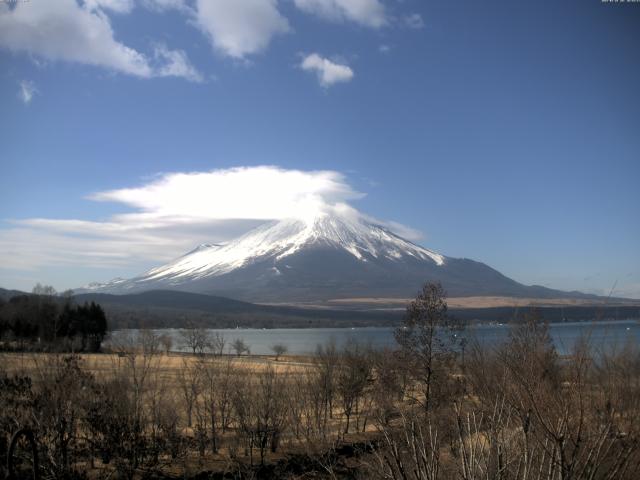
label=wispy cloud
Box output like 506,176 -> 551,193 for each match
300,53 -> 354,87
403,13 -> 424,29
18,80 -> 37,104
0,166 -> 422,274
294,0 -> 387,28
0,218 -> 261,271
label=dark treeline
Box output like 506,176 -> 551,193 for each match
0,284 -> 107,352
97,304 -> 640,330
75,293 -> 640,330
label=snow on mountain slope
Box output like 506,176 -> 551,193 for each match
81,277 -> 128,291
140,212 -> 445,284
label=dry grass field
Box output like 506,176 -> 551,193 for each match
0,351 -> 316,377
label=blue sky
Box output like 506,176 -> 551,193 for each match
0,0 -> 639,297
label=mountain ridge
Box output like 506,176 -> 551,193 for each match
77,211 -> 607,303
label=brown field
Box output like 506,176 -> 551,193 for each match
0,352 -> 320,388
321,295 -> 640,308
0,351 -> 316,377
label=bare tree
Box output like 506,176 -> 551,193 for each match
211,332 -> 226,356
197,355 -> 235,453
337,341 -> 373,435
32,355 -> 95,477
232,338 -> 250,356
176,359 -> 200,428
371,348 -> 408,426
139,330 -> 161,355
32,283 -> 57,296
159,333 -> 173,355
372,407 -> 441,480
180,322 -> 212,355
232,366 -> 290,465
315,339 -> 340,423
271,343 -> 288,361
395,282 -> 462,414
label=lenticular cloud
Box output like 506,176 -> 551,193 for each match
89,166 -> 365,220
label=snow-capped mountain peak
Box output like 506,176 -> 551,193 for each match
292,212 -> 445,265
139,212 -> 444,284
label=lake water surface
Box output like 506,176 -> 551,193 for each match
119,319 -> 640,356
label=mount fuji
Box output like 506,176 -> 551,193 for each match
80,211 -> 590,303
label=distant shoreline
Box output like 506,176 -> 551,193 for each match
268,295 -> 640,310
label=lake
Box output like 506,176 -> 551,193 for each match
115,319 -> 640,356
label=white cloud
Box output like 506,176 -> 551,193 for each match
379,44 -> 391,54
294,0 -> 387,28
84,0 -> 135,14
194,0 -> 290,59
0,166 -> 423,274
0,0 -> 201,81
89,166 -> 363,220
403,13 -> 424,29
154,44 -> 204,82
300,53 -> 354,87
18,80 -> 37,104
0,0 -> 151,77
141,0 -> 188,12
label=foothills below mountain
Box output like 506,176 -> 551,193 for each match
1,287 -> 637,330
